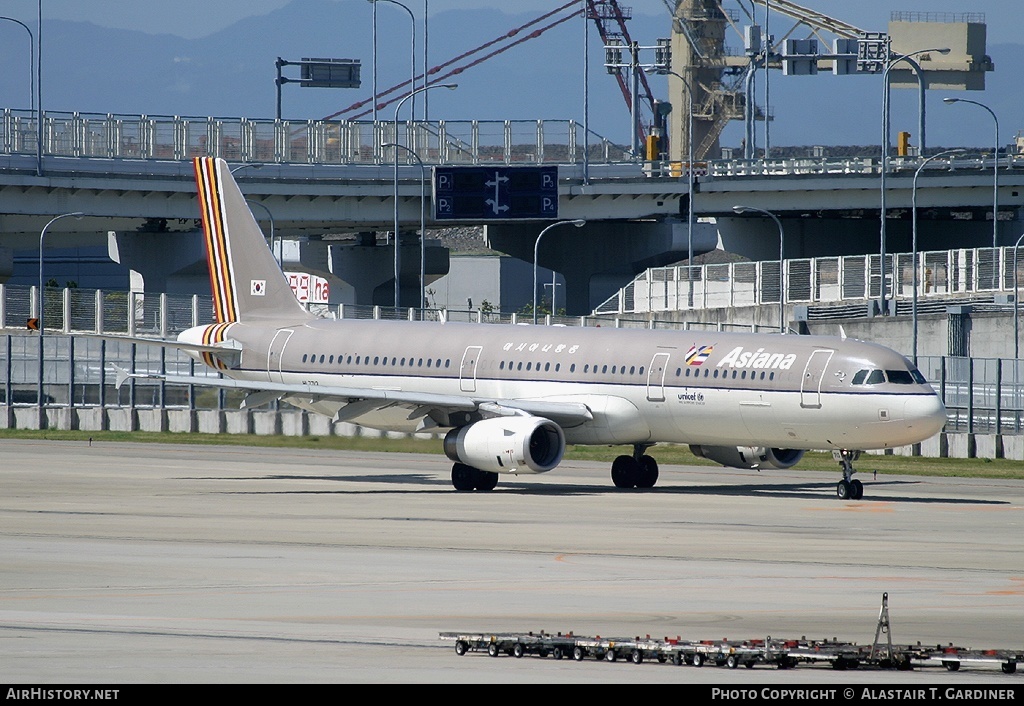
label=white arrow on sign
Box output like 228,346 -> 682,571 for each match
485,199 -> 510,215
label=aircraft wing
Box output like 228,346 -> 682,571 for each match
115,368 -> 594,427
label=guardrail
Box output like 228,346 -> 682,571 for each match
1,109 -> 632,166
0,283 -> 1021,434
595,244 -> 1023,317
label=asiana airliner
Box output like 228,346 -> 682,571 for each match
117,157 -> 947,500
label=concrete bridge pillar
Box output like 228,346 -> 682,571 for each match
325,233 -> 450,308
107,231 -> 209,295
485,219 -> 717,315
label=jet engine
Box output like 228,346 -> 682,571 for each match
689,445 -> 805,470
444,417 -> 565,474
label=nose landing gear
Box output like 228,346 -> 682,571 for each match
833,450 -> 864,500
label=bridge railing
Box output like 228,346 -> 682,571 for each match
1,109 -> 631,165
701,153 -> 1024,177
594,244 -> 1023,318
0,284 -> 1022,433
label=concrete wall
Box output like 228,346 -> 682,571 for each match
0,404 -> 1019,461
645,302 -> 1014,360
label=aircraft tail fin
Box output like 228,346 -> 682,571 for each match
193,157 -> 313,324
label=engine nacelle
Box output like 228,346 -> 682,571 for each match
444,417 -> 565,474
689,445 -> 805,470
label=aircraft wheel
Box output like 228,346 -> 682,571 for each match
836,479 -> 852,500
475,471 -> 499,491
636,455 -> 659,488
611,455 -> 638,488
850,479 -> 864,500
452,463 -> 476,491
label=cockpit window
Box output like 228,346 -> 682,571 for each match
865,369 -> 886,385
851,369 -> 868,385
910,369 -> 927,384
886,370 -> 914,384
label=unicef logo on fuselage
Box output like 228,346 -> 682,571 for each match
677,390 -> 705,405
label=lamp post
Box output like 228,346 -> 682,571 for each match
383,142 -> 427,310
533,220 -> 586,324
657,68 -> 696,307
370,0 -> 417,121
392,83 -> 456,308
879,46 -> 950,317
944,97 -> 1000,259
422,0 -> 429,121
38,211 -> 84,407
247,201 -> 277,269
35,0 -> 42,176
733,205 -> 785,333
911,148 -> 965,362
1014,230 -> 1024,361
0,16 -> 34,112
230,163 -> 278,268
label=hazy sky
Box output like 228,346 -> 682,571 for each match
25,0 -> 1022,44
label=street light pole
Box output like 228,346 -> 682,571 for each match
533,220 -> 586,324
35,0 -> 42,176
38,211 -> 84,407
422,0 -> 429,121
879,46 -> 950,317
0,16 -> 35,112
230,163 -> 278,268
911,148 -> 965,362
392,83 -> 456,308
372,0 -> 417,123
657,68 -> 695,306
383,142 -> 427,310
1014,231 -> 1024,361
733,205 -> 785,333
944,97 -> 1000,258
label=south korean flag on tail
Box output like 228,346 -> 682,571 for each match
250,279 -> 266,296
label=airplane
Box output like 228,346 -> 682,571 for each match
115,157 -> 947,500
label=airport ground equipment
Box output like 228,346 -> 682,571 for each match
440,631 -> 1021,674
440,594 -> 1021,673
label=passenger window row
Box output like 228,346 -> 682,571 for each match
675,367 -> 776,381
301,353 -> 451,369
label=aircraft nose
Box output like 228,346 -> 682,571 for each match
906,393 -> 948,438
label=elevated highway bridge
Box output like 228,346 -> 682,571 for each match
1,109 -> 1022,314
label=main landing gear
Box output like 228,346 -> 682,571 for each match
833,450 -> 864,500
451,462 -> 499,492
611,444 -> 659,489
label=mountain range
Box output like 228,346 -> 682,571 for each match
1,0 -> 1022,151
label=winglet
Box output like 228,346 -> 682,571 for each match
113,364 -> 131,390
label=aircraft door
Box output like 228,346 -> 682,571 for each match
267,329 -> 294,384
460,346 -> 483,392
646,352 -> 671,402
800,349 -> 834,408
